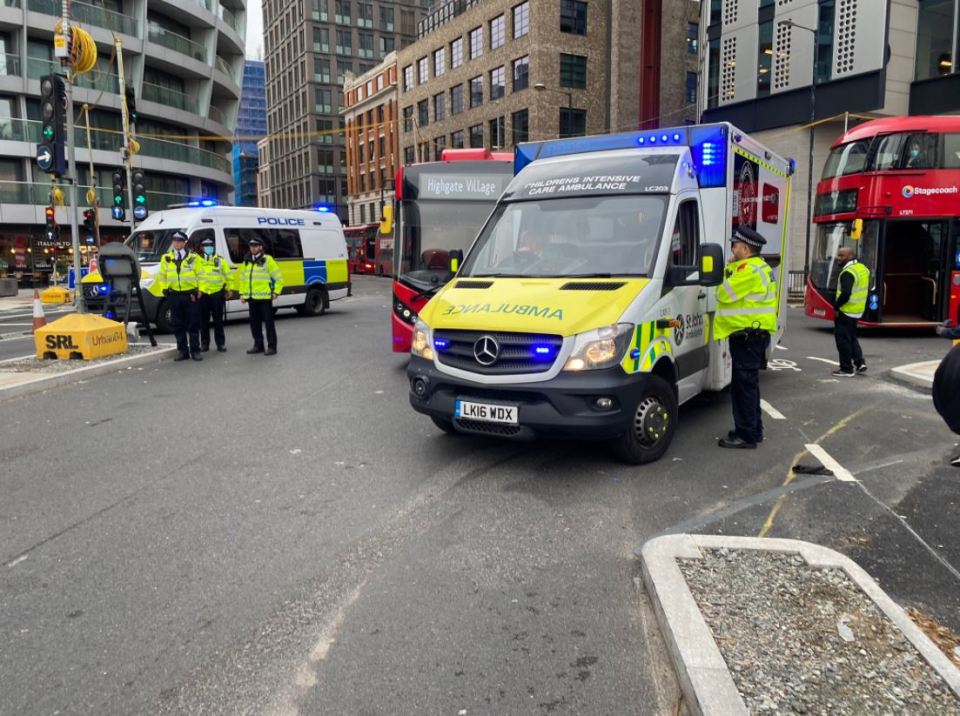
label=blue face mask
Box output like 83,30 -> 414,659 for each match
204,246 -> 215,256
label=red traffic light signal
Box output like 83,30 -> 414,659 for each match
45,206 -> 56,224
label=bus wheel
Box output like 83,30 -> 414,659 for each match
156,301 -> 173,333
296,286 -> 327,316
613,375 -> 677,464
431,416 -> 457,434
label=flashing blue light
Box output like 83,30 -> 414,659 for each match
637,137 -> 645,145
433,338 -> 449,351
630,349 -> 641,359
315,205 -> 332,213
673,133 -> 681,142
532,345 -> 553,356
661,134 -> 669,143
690,125 -> 728,188
187,199 -> 219,208
649,135 -> 658,143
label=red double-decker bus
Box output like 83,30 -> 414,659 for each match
391,148 -> 513,352
345,223 -> 378,274
807,116 -> 960,327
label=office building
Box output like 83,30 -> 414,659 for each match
234,59 -> 267,207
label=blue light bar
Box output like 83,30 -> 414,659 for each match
314,205 -> 332,213
187,198 -> 219,207
689,125 -> 729,188
433,338 -> 449,351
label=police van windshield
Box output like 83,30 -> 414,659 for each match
459,195 -> 667,278
125,229 -> 188,263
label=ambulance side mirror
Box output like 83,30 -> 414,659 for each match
449,249 -> 463,274
698,243 -> 724,287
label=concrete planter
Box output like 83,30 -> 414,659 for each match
0,277 -> 17,297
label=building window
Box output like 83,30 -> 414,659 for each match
490,66 -> 505,100
451,37 -> 464,68
380,6 -> 394,31
336,29 -> 352,56
559,53 -> 587,89
560,0 -> 587,35
312,0 -> 328,21
450,84 -> 464,114
559,107 -> 586,138
434,92 -> 445,121
434,47 -> 446,76
357,2 -> 373,28
513,2 -> 529,38
469,76 -> 483,107
335,0 -> 351,25
380,36 -> 395,57
757,20 -> 772,97
489,116 -> 505,149
404,146 -> 415,164
687,22 -> 699,55
403,65 -> 414,91
685,72 -> 697,104
314,58 -> 331,83
469,27 -> 483,60
434,135 -> 446,157
315,88 -> 332,113
512,55 -> 529,91
512,108 -> 529,145
402,105 -> 413,132
358,32 -> 374,59
490,14 -> 505,49
707,37 -> 719,109
469,123 -> 483,148
417,99 -> 429,127
418,56 -> 429,84
451,129 -> 464,148
313,27 -> 329,53
915,0 -> 956,80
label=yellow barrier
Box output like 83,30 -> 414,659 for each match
35,314 -> 128,360
40,286 -> 73,304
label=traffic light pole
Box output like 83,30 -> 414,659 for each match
115,38 -> 136,234
61,32 -> 84,312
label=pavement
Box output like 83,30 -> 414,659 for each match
1,276 -> 959,715
889,358 -> 941,392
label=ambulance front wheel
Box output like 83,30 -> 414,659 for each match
613,375 -> 677,464
156,300 -> 174,334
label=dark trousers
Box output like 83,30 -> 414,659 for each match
729,332 -> 766,444
834,313 -> 864,373
169,292 -> 200,356
247,299 -> 276,350
199,290 -> 226,349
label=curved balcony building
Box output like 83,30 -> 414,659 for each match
0,0 -> 246,282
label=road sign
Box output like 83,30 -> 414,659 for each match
111,205 -> 126,221
133,205 -> 147,221
37,146 -> 53,172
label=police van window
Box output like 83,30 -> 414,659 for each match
189,229 -> 214,254
225,230 -> 246,263
670,200 -> 699,270
271,229 -> 303,259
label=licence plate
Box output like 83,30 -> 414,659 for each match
455,399 -> 518,424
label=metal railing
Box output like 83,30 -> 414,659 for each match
787,270 -> 806,302
207,104 -> 227,125
72,0 -> 139,37
0,182 -> 187,211
136,135 -> 231,174
1,0 -> 22,7
141,81 -> 198,114
214,56 -> 240,85
147,26 -> 207,63
218,4 -> 244,36
0,53 -> 20,77
26,57 -> 57,80
74,69 -> 121,93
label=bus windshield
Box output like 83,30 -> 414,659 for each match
460,195 -> 667,278
822,140 -> 870,179
125,229 -> 187,263
809,220 -> 879,291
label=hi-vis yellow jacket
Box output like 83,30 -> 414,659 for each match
157,250 -> 200,293
196,253 -> 232,295
237,253 -> 284,300
714,255 -> 777,339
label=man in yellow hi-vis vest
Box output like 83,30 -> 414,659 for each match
237,236 -> 284,356
157,231 -> 202,362
196,236 -> 231,353
715,226 -> 778,449
832,246 -> 870,377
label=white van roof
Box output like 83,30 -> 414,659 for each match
133,206 -> 343,230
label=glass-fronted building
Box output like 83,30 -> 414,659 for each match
233,59 -> 266,207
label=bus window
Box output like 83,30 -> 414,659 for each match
822,140 -> 870,179
900,133 -> 937,170
810,220 -> 879,293
943,133 -> 960,168
872,134 -> 906,171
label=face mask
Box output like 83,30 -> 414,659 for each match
204,246 -> 214,256
910,149 -> 919,158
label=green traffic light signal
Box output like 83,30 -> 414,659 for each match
42,126 -> 54,139
135,195 -> 146,204
114,196 -> 123,205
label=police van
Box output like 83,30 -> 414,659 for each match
407,124 -> 794,463
85,206 -> 349,332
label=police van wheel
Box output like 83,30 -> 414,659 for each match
156,301 -> 174,334
613,376 -> 677,464
296,286 -> 326,316
431,415 -> 457,434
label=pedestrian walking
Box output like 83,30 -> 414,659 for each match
158,231 -> 202,361
196,237 -> 231,352
932,343 -> 960,467
237,236 -> 284,356
832,246 -> 869,377
715,226 -> 778,449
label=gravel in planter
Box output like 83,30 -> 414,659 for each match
0,344 -> 169,374
679,548 -> 960,715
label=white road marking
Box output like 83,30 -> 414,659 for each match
804,443 -> 856,482
807,356 -> 840,366
760,399 -> 786,420
6,555 -> 28,568
775,345 -> 788,351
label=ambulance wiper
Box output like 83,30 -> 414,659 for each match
412,285 -> 442,301
563,273 -> 613,278
471,273 -> 527,278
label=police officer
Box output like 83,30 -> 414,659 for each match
158,231 -> 202,361
832,246 -> 869,377
196,237 -> 231,352
238,236 -> 284,355
715,226 -> 778,449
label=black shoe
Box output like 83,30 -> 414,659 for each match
951,454 -> 960,468
191,353 -> 203,361
831,369 -> 856,378
201,346 -> 210,353
718,436 -> 757,449
216,346 -> 227,352
264,348 -> 277,356
856,364 -> 868,374
174,353 -> 189,362
728,430 -> 763,444
247,346 -> 264,354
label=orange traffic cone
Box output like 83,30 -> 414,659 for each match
32,288 -> 47,332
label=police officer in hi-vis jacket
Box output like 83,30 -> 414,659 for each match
237,236 -> 284,355
196,236 -> 231,352
157,231 -> 202,361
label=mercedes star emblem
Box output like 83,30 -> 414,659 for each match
473,335 -> 500,366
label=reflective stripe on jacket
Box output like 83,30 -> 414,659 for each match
837,261 -> 870,318
197,254 -> 231,294
237,253 -> 284,300
714,255 -> 778,339
157,250 -> 200,292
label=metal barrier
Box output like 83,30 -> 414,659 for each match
787,270 -> 806,302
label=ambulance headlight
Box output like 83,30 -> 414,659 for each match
411,319 -> 435,361
563,323 -> 633,371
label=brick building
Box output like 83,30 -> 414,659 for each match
342,54 -> 401,226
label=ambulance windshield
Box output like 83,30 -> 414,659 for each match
459,195 -> 667,278
125,229 -> 188,263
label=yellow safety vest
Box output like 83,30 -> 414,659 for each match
157,250 -> 200,293
197,254 -> 231,295
837,261 -> 870,318
714,256 -> 778,339
237,253 -> 284,300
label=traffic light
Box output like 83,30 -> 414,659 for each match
125,85 -> 137,125
82,208 -> 96,235
37,74 -> 66,176
44,206 -> 57,242
111,168 -> 126,221
131,169 -> 148,221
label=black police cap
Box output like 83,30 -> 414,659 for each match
732,225 -> 766,249
201,237 -> 215,246
247,237 -> 263,246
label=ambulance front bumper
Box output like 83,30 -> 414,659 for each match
407,356 -> 648,440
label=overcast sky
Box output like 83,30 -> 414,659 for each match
246,0 -> 263,60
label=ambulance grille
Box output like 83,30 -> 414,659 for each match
434,330 -> 563,375
559,282 -> 626,291
455,280 -> 494,289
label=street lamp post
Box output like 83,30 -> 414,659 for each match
534,83 -> 575,137
778,14 -> 820,281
